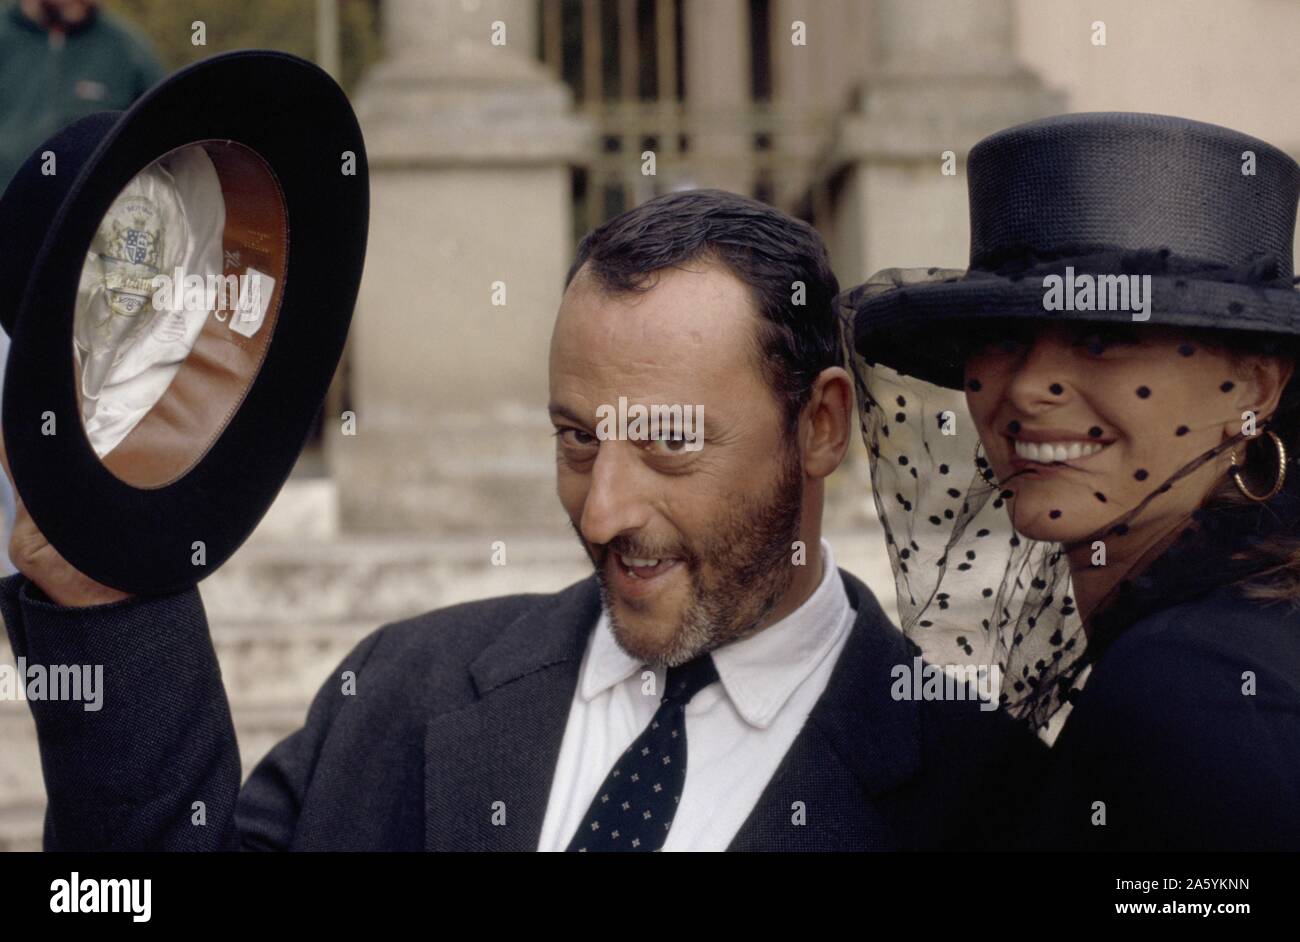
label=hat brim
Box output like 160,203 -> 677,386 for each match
1,50 -> 368,595
852,272 -> 1300,390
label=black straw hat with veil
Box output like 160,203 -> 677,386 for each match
841,113 -> 1300,733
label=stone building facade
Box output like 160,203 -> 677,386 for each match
3,0 -> 1299,849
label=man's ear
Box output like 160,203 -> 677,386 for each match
801,366 -> 854,479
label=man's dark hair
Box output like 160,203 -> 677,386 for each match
565,188 -> 842,431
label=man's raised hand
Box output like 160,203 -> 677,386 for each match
0,428 -> 131,607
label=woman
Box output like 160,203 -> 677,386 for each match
844,112 -> 1300,850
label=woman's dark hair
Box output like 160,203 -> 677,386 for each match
1195,329 -> 1300,606
565,189 -> 842,432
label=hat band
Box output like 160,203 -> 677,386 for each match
968,245 -> 1298,291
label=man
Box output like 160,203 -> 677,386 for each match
0,189 -> 1041,851
0,0 -> 164,203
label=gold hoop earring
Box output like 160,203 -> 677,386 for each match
1229,431 -> 1288,502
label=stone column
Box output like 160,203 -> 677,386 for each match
769,0 -> 820,209
768,0 -> 875,213
825,0 -> 1064,287
334,0 -> 593,534
683,0 -> 754,194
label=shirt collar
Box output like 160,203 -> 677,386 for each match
580,539 -> 855,729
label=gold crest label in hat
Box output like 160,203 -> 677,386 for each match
97,194 -> 164,317
79,192 -> 168,411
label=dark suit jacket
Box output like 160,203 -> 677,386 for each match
0,568 -> 1044,851
1014,583 -> 1300,851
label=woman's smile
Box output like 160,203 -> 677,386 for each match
1005,426 -> 1115,473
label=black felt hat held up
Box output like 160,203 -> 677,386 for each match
0,51 -> 369,594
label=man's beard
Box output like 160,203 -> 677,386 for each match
577,443 -> 805,667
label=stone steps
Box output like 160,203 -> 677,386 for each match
199,532 -> 595,625
0,804 -> 42,852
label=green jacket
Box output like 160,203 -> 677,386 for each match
0,2 -> 165,189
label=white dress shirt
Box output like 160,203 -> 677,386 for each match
537,539 -> 856,851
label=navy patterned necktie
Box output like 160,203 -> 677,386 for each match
566,653 -> 720,852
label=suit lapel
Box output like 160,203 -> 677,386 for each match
424,577 -> 601,851
729,570 -> 922,851
422,569 -> 923,852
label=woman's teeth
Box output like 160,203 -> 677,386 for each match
1013,440 -> 1106,463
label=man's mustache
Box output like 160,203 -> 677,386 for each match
568,520 -> 695,570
